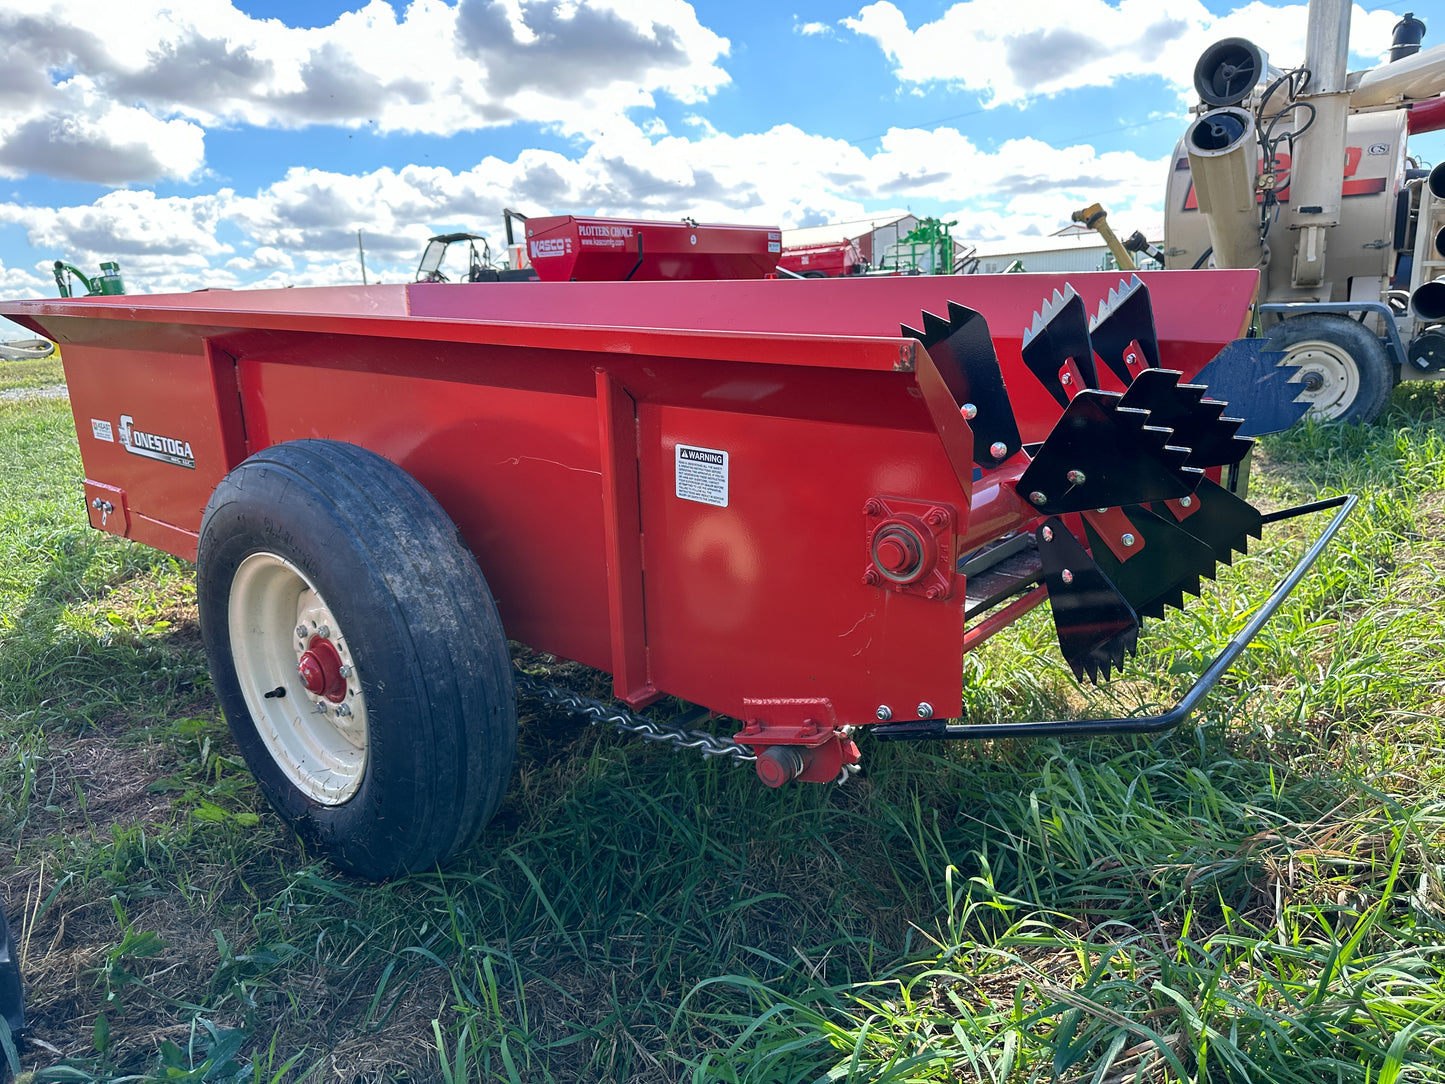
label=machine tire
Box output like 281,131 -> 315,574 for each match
1262,313 -> 1393,424
197,440 -> 516,880
0,903 -> 23,1043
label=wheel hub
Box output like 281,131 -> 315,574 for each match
1286,340 -> 1361,421
228,552 -> 369,805
298,637 -> 348,702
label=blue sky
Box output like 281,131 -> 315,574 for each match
1,0 -> 1442,310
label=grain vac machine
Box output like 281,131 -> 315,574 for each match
1166,2 -> 1445,422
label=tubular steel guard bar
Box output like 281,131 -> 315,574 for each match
873,493 -> 1357,742
1259,301 -> 1408,370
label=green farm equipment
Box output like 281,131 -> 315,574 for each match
877,217 -> 961,275
53,260 -> 126,299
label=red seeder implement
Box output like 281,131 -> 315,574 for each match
0,268 -> 1351,878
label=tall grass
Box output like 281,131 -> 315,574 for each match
3,360 -> 1445,1081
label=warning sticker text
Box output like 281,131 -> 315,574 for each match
675,443 -> 729,507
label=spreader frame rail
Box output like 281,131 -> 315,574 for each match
872,493 -> 1357,742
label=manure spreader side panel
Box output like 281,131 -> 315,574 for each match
60,339 -> 247,560
634,381 -> 971,729
228,335 -> 615,674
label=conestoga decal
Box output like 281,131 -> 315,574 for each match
117,413 -> 196,469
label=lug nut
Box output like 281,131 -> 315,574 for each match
296,625 -> 308,639
962,403 -> 978,420
875,705 -> 893,722
1066,470 -> 1086,485
339,664 -> 353,678
1122,533 -> 1136,547
990,441 -> 1008,459
1061,569 -> 1075,584
316,625 -> 331,639
916,702 -> 934,719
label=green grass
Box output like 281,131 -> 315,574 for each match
4,358 -> 1445,1081
0,356 -> 62,394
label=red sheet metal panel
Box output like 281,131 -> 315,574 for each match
55,339 -> 249,560
636,400 -> 969,724
230,337 -> 614,674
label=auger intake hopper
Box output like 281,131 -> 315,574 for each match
0,269 -> 1349,876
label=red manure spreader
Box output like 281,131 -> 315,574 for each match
513,212 -> 781,282
1,264 -> 1351,878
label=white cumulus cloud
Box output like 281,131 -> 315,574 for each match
0,117 -> 1170,291
843,0 -> 1402,106
0,0 -> 731,183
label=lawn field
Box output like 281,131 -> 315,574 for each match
3,354 -> 1445,1082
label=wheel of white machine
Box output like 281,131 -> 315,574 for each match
197,439 -> 516,880
1262,313 -> 1394,424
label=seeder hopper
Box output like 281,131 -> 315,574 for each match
0,269 -> 1351,878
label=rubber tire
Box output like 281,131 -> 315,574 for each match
197,440 -> 516,880
1262,313 -> 1393,424
0,903 -> 23,1040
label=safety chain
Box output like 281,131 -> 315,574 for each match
514,670 -> 757,764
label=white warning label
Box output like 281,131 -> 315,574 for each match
675,443 -> 729,507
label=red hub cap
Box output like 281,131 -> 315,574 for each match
870,524 -> 926,583
875,536 -> 914,575
297,637 -> 348,702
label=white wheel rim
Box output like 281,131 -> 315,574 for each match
228,553 -> 369,804
1285,339 -> 1361,422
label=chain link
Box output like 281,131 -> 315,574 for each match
514,671 -> 757,764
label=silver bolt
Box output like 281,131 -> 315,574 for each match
1126,352 -> 1138,364
1180,496 -> 1193,508
1096,508 -> 1108,514
962,403 -> 978,420
990,441 -> 1008,459
1041,526 -> 1054,542
338,664 -> 353,678
1029,491 -> 1047,505
335,703 -> 353,717
314,702 -> 329,715
316,625 -> 331,639
1061,569 -> 1075,584
1066,470 -> 1086,485
916,702 -> 934,719
1061,372 -> 1073,385
296,625 -> 308,639
875,705 -> 893,722
1122,533 -> 1136,547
